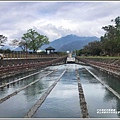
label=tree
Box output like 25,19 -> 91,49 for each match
101,25 -> 116,55
82,41 -> 102,56
115,16 -> 120,29
101,16 -> 120,56
75,49 -> 85,56
0,35 -> 7,46
21,29 -> 49,52
10,39 -> 27,52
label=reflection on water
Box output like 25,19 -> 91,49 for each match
0,65 -> 65,118
0,64 -> 120,118
79,67 -> 120,118
33,64 -> 81,118
89,67 -> 120,94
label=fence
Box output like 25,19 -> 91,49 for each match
3,53 -> 60,60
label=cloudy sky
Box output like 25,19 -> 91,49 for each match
0,1 -> 120,43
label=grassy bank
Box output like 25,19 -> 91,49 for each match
79,56 -> 120,59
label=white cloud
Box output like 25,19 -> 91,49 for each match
0,1 -> 120,43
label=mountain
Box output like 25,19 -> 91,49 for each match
0,45 -> 15,51
41,34 -> 100,52
13,46 -> 22,51
40,34 -> 81,51
58,40 -> 86,52
14,47 -> 33,52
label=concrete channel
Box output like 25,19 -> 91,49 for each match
85,67 -> 120,100
0,70 -> 56,104
0,65 -> 66,118
0,68 -> 48,89
0,64 -> 120,118
24,65 -> 89,118
32,64 -> 81,118
24,69 -> 67,118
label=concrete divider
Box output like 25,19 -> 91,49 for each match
76,69 -> 89,118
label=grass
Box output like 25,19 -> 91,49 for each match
78,56 -> 120,59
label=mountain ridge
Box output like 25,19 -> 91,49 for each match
41,34 -> 100,52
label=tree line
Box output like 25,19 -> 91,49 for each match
76,16 -> 120,56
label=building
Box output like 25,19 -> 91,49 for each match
45,46 -> 55,54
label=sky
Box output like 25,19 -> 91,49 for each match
0,1 -> 120,44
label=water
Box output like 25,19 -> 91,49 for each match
0,64 -> 120,118
33,64 -> 81,118
78,67 -> 120,118
0,65 -> 65,118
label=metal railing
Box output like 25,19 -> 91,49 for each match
3,53 -> 60,60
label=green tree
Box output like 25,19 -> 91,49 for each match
101,16 -> 120,56
21,29 -> 49,52
81,41 -> 102,56
101,25 -> 116,55
115,16 -> 120,29
75,49 -> 85,56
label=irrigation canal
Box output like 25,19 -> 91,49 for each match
0,63 -> 120,118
